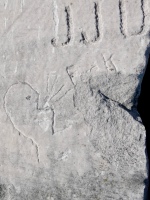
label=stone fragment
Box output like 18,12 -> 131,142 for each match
0,0 -> 150,199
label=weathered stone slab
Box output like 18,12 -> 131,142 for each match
0,0 -> 150,199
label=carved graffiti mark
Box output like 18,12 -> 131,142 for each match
50,0 -> 146,46
45,74 -> 65,103
80,2 -> 101,44
51,107 -> 55,135
21,131 -> 40,163
102,54 -> 117,72
50,85 -> 64,101
62,6 -> 72,46
139,0 -> 145,34
66,66 -> 75,86
50,75 -> 58,95
47,73 -> 50,93
80,31 -> 88,44
119,0 -> 145,36
3,83 -> 40,163
55,88 -> 73,103
93,2 -> 100,42
51,2 -> 100,47
3,76 -> 73,163
3,82 -> 58,163
52,0 -> 59,45
51,6 -> 72,47
119,0 -> 126,37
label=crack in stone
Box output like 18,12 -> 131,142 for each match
97,89 -> 141,123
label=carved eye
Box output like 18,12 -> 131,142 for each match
26,95 -> 31,100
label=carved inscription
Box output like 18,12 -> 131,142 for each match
3,73 -> 73,163
51,1 -> 146,45
80,2 -> 101,44
2,1 -> 146,45
102,54 -> 117,72
51,6 -> 72,47
119,0 -> 126,37
93,2 -> 100,42
119,0 -> 145,37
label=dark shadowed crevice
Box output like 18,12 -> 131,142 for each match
137,54 -> 150,200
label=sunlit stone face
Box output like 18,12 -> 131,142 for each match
0,0 -> 150,199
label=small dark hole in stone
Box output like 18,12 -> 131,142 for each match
26,95 -> 31,100
137,55 -> 150,200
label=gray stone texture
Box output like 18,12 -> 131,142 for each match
0,0 -> 150,199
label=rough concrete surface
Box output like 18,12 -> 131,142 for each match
0,0 -> 150,199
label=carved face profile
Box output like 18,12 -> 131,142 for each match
4,82 -> 53,143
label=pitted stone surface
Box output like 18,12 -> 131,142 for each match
0,0 -> 150,199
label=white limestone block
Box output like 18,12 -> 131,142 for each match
0,0 -> 150,199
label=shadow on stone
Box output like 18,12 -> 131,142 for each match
137,53 -> 150,200
0,184 -> 7,199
